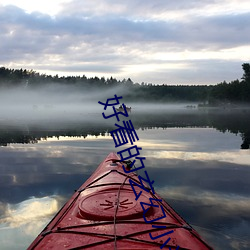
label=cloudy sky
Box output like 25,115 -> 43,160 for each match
0,0 -> 250,85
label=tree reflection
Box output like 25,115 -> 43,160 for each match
241,134 -> 250,149
0,109 -> 250,149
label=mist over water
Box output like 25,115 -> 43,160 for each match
0,85 -> 98,121
0,84 -> 198,125
1,84 -> 250,148
0,84 -> 250,249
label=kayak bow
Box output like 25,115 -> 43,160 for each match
28,152 -> 213,250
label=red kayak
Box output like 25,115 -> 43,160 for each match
28,152 -> 213,249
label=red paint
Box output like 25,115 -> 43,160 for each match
28,152 -> 213,249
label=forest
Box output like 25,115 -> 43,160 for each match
0,63 -> 250,104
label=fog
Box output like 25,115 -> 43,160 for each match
0,85 -> 100,120
0,85 -> 117,125
0,85 -> 196,125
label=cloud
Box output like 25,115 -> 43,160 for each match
58,0 -> 245,19
0,1 -> 250,84
3,5 -> 248,48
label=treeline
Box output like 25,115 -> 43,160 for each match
208,63 -> 250,104
0,64 -> 249,104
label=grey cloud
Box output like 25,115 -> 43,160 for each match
0,3 -> 249,84
59,0 -> 216,18
1,4 -> 249,50
185,13 -> 250,49
1,3 -> 250,47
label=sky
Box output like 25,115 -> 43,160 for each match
0,0 -> 250,85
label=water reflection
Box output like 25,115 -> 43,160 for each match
0,196 -> 62,250
0,108 -> 250,149
0,109 -> 250,249
1,196 -> 59,228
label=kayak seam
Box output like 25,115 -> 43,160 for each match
27,153 -> 214,250
113,172 -> 133,250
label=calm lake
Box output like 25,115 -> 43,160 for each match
0,104 -> 250,250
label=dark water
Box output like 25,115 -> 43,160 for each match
0,105 -> 250,249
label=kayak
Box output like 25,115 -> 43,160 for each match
28,152 -> 213,250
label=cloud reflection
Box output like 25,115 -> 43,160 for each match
0,196 -> 59,230
158,186 -> 250,216
0,196 -> 62,249
152,150 -> 250,167
0,127 -> 249,249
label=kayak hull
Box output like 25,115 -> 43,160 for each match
28,152 -> 213,250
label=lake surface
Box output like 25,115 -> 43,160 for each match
0,104 -> 250,249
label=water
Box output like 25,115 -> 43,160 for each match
0,105 -> 250,249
